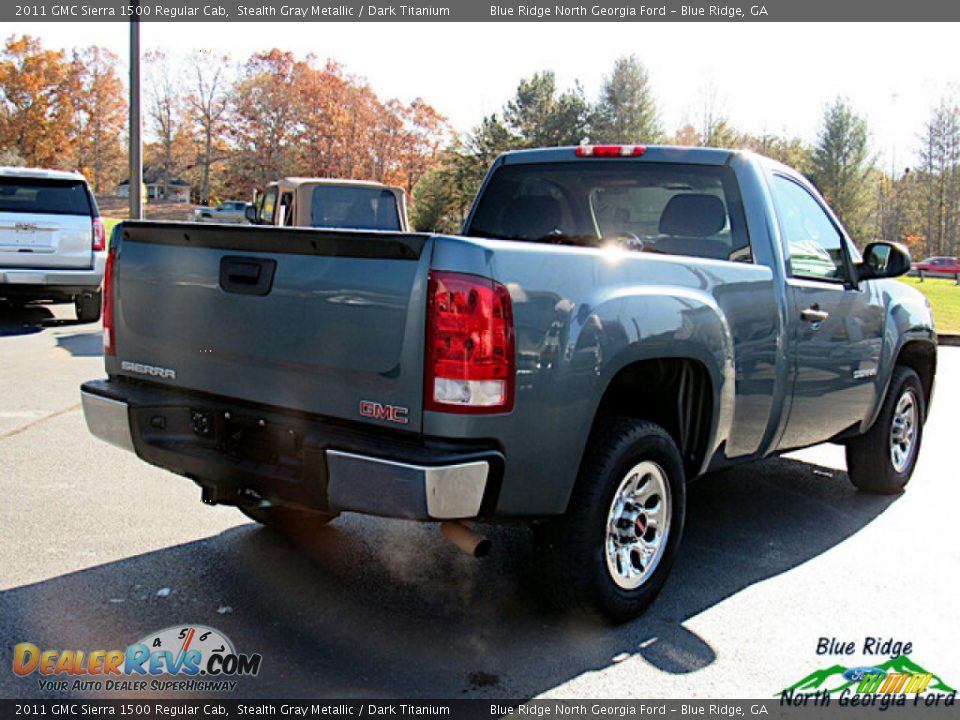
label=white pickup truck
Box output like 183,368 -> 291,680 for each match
247,177 -> 409,231
0,167 -> 106,322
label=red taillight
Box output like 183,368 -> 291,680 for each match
92,217 -> 106,252
102,247 -> 116,356
425,271 -> 515,414
575,144 -> 647,158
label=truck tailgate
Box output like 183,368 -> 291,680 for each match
111,222 -> 430,430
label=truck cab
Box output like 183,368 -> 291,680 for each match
247,178 -> 408,232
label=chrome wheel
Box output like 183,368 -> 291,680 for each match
605,460 -> 671,590
889,389 -> 918,474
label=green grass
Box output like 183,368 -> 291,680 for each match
101,217 -> 123,248
897,276 -> 960,335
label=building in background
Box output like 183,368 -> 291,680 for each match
117,165 -> 190,202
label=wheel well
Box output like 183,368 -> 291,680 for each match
896,340 -> 936,414
590,358 -> 713,477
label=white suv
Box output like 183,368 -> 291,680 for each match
0,167 -> 106,322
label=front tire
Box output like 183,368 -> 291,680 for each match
534,418 -> 686,622
845,366 -> 925,494
238,504 -> 338,534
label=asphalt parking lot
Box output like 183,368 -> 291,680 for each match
1,303 -> 958,700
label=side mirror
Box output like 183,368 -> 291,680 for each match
856,241 -> 911,281
244,205 -> 259,224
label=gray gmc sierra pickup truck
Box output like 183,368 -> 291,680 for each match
81,145 -> 936,620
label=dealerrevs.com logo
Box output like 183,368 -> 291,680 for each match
13,625 -> 262,693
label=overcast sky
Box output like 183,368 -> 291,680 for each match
16,22 -> 960,169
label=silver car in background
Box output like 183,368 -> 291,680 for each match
0,167 -> 106,322
192,200 -> 252,224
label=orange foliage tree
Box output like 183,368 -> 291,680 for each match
0,35 -> 77,168
68,46 -> 127,192
0,35 -> 127,191
226,50 -> 449,200
227,50 -> 304,192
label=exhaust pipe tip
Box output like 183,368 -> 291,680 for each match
472,537 -> 492,559
441,521 -> 491,558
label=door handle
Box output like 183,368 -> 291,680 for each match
219,256 -> 277,296
801,305 -> 830,323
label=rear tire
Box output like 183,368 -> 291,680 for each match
534,418 -> 686,622
75,290 -> 102,323
845,366 -> 925,494
238,504 -> 338,534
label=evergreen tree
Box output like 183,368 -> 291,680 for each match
503,72 -> 590,147
809,98 -> 874,243
592,55 -> 661,144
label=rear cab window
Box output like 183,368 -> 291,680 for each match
0,177 -> 93,217
465,161 -> 752,263
309,186 -> 401,231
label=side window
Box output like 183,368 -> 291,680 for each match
771,175 -> 847,281
259,187 -> 278,224
279,192 -> 294,227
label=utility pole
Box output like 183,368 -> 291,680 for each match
129,10 -> 143,220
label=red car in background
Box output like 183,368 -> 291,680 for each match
913,256 -> 960,276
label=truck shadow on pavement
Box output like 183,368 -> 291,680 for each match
0,457 -> 897,699
0,303 -> 89,336
55,332 -> 103,357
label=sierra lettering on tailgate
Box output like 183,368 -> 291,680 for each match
121,360 -> 177,380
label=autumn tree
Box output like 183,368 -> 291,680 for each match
671,123 -> 701,147
185,50 -> 231,205
739,132 -> 812,171
227,49 -> 302,194
809,98 -> 874,243
917,99 -> 960,256
0,147 -> 24,166
0,35 -> 76,168
321,73 -> 382,179
670,84 -> 743,149
391,99 -> 448,194
695,83 -> 738,147
69,46 -> 126,193
144,50 -> 191,198
295,59 -> 355,179
592,55 -> 661,144
367,97 -> 449,194
224,51 -> 448,204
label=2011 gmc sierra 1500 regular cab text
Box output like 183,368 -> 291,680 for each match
81,145 -> 936,620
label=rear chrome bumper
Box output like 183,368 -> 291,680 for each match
81,390 -> 135,452
326,450 -> 488,520
80,387 -> 491,521
1,252 -> 105,289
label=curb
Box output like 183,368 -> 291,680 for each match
939,335 -> 960,347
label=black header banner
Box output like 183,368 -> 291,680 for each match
6,0 -> 960,21
1,699 -> 959,718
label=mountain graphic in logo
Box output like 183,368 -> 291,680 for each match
780,655 -> 956,696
